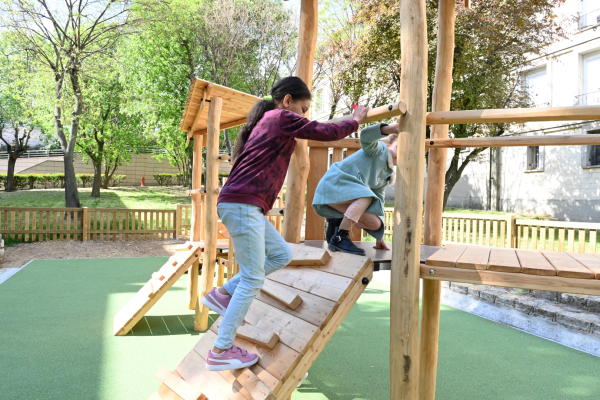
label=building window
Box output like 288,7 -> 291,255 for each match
525,68 -> 549,107
579,0 -> 600,30
583,128 -> 600,168
580,52 -> 600,106
526,146 -> 540,170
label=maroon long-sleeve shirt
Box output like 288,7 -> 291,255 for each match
218,109 -> 359,214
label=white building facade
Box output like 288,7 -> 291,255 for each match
445,0 -> 600,221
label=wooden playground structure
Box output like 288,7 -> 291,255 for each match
110,0 -> 600,399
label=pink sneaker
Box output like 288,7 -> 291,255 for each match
206,345 -> 259,371
201,288 -> 231,316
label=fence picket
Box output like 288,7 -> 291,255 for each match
567,229 -> 575,252
500,221 -> 506,248
558,228 -> 565,251
579,229 -> 586,253
493,220 -> 498,247
591,230 -> 597,254
532,227 -> 537,250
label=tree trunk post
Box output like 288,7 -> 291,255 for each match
6,156 -> 16,192
282,0 -> 318,244
188,134 -> 204,310
63,152 -> 81,208
195,97 -> 222,332
91,160 -> 102,198
420,0 -> 456,399
390,0 -> 428,397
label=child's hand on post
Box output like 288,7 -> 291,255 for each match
381,123 -> 399,135
352,105 -> 369,125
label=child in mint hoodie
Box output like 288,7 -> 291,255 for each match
312,122 -> 399,255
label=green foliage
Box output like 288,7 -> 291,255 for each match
77,174 -> 94,188
0,173 -> 6,189
153,173 -> 175,186
109,175 -> 126,187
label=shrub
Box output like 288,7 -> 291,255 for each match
46,173 -> 65,188
153,173 -> 176,186
110,175 -> 126,187
12,174 -> 28,190
0,173 -> 6,189
77,174 -> 94,188
25,173 -> 44,189
175,173 -> 187,186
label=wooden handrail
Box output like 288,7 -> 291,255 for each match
426,134 -> 600,148
322,101 -> 408,125
427,105 -> 600,124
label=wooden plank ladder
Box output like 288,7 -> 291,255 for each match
149,243 -> 373,400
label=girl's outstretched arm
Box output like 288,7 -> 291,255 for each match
279,106 -> 369,142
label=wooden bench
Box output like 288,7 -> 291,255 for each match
422,244 -> 600,296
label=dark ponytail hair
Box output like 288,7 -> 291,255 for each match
232,76 -> 312,161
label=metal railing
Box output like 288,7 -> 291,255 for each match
575,91 -> 600,106
579,8 -> 600,30
0,149 -> 66,159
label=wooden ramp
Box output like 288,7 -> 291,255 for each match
149,243 -> 373,400
113,243 -> 202,336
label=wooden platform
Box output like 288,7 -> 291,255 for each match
150,243 -> 373,400
303,241 -> 440,267
423,245 -> 600,296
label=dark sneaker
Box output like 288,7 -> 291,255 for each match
328,228 -> 366,256
325,218 -> 343,243
206,345 -> 259,371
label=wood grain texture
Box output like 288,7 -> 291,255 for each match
421,265 -> 600,297
391,0 -> 428,397
455,246 -> 490,270
282,0 -> 318,244
267,267 -> 354,304
488,248 -> 521,273
425,245 -> 467,267
155,367 -> 205,400
256,279 -> 338,328
542,251 -> 594,279
305,147 -> 329,240
427,134 -> 600,148
261,280 -> 303,310
567,252 -> 600,279
516,250 -> 557,276
195,97 -> 223,331
287,243 -> 331,266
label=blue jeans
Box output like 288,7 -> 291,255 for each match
215,202 -> 293,349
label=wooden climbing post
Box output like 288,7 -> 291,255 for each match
188,134 -> 204,310
420,0 -> 456,399
390,0 -> 428,397
195,97 -> 223,331
282,0 -> 318,244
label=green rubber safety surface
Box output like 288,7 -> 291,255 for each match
1,259 -> 599,400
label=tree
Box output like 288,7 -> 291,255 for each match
330,0 -> 567,206
77,61 -> 144,197
122,0 -> 297,184
1,0 -> 135,206
0,33 -> 42,191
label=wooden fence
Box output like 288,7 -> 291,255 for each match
1,206 -> 186,242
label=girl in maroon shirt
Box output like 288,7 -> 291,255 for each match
201,76 -> 368,371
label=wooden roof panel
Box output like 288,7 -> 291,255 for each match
179,78 -> 261,134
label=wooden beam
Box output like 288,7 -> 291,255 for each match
427,106 -> 600,125
426,134 -> 600,148
186,84 -> 213,147
283,0 -> 318,244
305,147 -> 328,240
195,97 -> 223,332
155,367 -> 206,400
421,265 -> 600,296
188,134 -> 204,310
420,1 -> 456,398
191,117 -> 248,136
306,138 -> 361,150
391,0 -> 428,397
322,101 -> 407,125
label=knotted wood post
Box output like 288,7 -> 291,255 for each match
390,0 -> 428,397
188,134 -> 204,310
283,0 -> 318,243
420,0 -> 456,399
195,97 -> 223,331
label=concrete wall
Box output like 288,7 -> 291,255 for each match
0,153 -> 182,186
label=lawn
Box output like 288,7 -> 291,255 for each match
2,258 -> 600,399
0,186 -> 191,210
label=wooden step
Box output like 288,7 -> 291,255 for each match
156,367 -> 206,400
260,280 -> 303,310
287,243 -> 330,266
